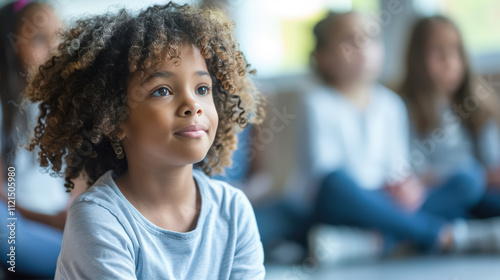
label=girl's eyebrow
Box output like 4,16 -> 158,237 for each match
141,71 -> 172,86
196,70 -> 210,77
141,70 -> 210,85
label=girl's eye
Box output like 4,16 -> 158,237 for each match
152,87 -> 171,97
196,86 -> 210,96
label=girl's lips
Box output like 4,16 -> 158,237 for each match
174,124 -> 208,139
175,130 -> 206,138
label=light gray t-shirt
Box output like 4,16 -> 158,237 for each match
409,102 -> 500,179
55,168 -> 266,280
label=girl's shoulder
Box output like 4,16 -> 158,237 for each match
371,84 -> 408,116
68,170 -> 126,219
372,84 -> 404,104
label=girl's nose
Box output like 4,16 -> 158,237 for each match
177,92 -> 203,117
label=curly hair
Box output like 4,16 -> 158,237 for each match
23,2 -> 265,192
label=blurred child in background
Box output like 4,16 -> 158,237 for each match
0,1 -> 85,278
303,11 -> 500,265
400,15 -> 500,245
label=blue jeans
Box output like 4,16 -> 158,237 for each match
255,161 -> 486,253
0,200 -> 62,278
312,163 -> 485,252
471,189 -> 500,218
254,197 -> 310,249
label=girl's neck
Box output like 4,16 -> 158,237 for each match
434,89 -> 454,106
115,162 -> 202,233
116,162 -> 196,209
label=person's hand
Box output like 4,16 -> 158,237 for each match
385,175 -> 426,212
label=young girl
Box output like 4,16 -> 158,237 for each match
400,15 -> 500,247
23,3 -> 266,279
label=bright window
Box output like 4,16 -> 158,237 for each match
232,0 -> 380,77
413,0 -> 500,55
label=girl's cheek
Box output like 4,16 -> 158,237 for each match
425,54 -> 439,79
206,104 -> 219,137
451,51 -> 464,74
209,106 -> 219,127
202,96 -> 217,116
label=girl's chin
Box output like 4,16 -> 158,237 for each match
178,152 -> 210,165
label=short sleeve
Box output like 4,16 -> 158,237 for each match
230,190 -> 266,280
55,201 -> 137,280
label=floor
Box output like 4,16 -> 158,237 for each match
265,255 -> 500,280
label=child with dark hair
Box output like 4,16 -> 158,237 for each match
23,2 -> 266,279
400,15 -> 500,250
303,11 -> 419,263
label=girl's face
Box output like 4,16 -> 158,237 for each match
315,13 -> 383,85
425,22 -> 465,98
16,5 -> 61,72
121,44 -> 218,167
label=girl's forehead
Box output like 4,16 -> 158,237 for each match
326,14 -> 373,41
157,44 -> 206,71
427,23 -> 460,44
128,44 -> 209,84
17,4 -> 62,33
